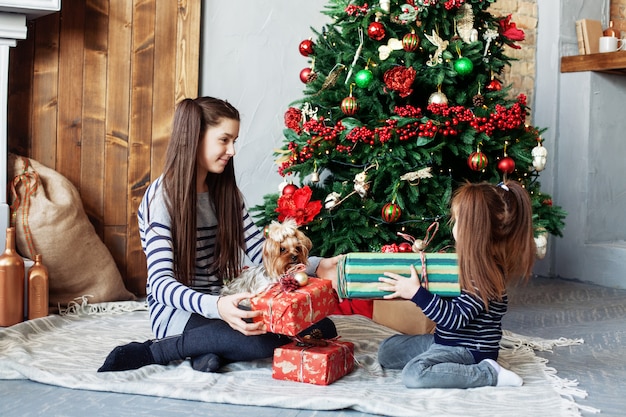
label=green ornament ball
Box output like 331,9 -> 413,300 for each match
453,57 -> 474,76
355,69 -> 374,88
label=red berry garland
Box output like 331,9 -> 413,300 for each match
284,107 -> 302,134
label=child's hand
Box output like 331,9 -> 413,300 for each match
378,264 -> 421,300
316,254 -> 344,291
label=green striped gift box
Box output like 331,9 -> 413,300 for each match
337,252 -> 460,299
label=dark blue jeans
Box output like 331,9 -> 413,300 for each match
150,314 -> 337,365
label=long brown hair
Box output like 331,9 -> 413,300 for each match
161,97 -> 244,285
450,180 -> 535,308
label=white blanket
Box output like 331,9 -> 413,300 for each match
0,300 -> 595,417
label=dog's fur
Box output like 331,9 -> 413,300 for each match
221,218 -> 312,297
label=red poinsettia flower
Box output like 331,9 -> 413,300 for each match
498,14 -> 525,49
276,185 -> 322,226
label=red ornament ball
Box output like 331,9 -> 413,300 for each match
382,202 -> 402,223
282,183 -> 299,196
486,79 -> 502,91
367,22 -> 386,41
398,242 -> 413,253
468,151 -> 488,171
497,156 -> 516,174
298,39 -> 314,57
299,68 -> 315,83
402,33 -> 419,52
341,96 -> 358,115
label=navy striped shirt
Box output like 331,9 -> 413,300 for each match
138,176 -> 265,338
412,288 -> 507,362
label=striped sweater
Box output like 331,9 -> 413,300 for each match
412,287 -> 508,362
138,176 -> 265,338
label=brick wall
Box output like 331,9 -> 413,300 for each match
484,0 -> 624,113
488,0 -> 538,109
611,0 -> 626,36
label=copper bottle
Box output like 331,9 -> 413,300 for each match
0,227 -> 25,326
604,20 -> 619,38
28,254 -> 49,320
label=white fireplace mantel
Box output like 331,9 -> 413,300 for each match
0,0 -> 61,251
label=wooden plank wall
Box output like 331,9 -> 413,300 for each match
7,0 -> 201,295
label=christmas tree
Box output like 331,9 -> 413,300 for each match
252,0 -> 566,257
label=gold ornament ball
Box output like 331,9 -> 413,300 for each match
294,271 -> 309,286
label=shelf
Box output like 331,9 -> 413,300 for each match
0,0 -> 61,20
561,51 -> 626,75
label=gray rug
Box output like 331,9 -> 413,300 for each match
0,300 -> 596,417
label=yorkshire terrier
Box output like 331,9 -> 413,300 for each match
221,218 -> 312,299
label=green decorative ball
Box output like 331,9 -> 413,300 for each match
453,57 -> 474,76
355,69 -> 374,88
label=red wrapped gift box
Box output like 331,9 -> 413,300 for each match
250,277 -> 337,336
272,340 -> 355,385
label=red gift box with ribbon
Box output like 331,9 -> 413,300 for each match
249,277 -> 337,337
272,339 -> 355,385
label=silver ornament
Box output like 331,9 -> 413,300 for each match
428,91 -> 448,105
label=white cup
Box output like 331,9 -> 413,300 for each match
599,36 -> 625,53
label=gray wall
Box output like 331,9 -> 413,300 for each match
200,0 -> 328,207
201,0 -> 625,289
533,0 -> 626,289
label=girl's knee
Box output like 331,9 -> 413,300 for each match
377,338 -> 391,367
401,361 -> 429,388
377,336 -> 402,368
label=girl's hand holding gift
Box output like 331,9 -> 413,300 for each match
378,264 -> 421,300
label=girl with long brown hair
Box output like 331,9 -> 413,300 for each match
99,97 -> 339,373
377,180 -> 535,388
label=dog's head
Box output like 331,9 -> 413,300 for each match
262,218 -> 312,278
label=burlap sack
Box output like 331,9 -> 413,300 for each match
8,153 -> 136,308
